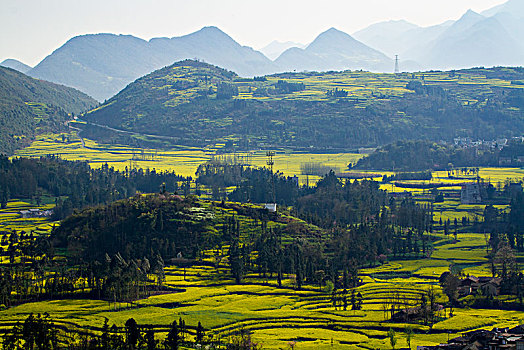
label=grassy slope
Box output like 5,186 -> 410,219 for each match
0,66 -> 97,154
83,61 -> 524,150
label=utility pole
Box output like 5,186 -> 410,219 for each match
266,151 -> 276,204
394,55 -> 400,75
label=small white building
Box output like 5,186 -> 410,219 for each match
19,209 -> 53,218
264,203 -> 277,212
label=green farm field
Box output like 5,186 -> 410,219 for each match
4,137 -> 524,348
16,132 -> 524,187
15,132 -> 363,183
0,214 -> 522,349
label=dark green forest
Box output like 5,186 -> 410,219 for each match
0,156 -> 435,307
0,156 -> 188,218
355,140 -> 524,171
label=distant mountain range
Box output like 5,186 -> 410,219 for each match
0,66 -> 97,154
354,0 -> 524,71
28,27 -> 278,101
259,41 -> 306,60
25,26 -> 394,101
0,59 -> 32,74
275,28 -> 392,73
3,0 -> 523,101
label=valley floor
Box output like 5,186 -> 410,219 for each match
2,135 -> 524,349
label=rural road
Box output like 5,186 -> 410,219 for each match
76,119 -> 182,142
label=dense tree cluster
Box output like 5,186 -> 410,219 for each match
216,83 -> 239,99
355,140 -> 504,171
196,165 -> 433,287
481,190 -> 524,298
35,167 -> 433,304
51,195 -> 211,263
326,88 -> 349,98
381,171 -> 433,182
197,160 -> 301,204
0,155 -> 188,218
273,80 -> 305,94
483,190 -> 524,253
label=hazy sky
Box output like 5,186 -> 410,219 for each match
1,0 -> 507,66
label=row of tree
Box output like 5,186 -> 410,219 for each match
2,314 -> 210,349
0,155 -> 188,218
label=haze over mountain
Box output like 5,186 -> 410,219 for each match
353,1 -> 524,71
0,59 -> 32,74
14,0 -> 524,101
482,0 -> 524,18
414,10 -> 524,70
259,41 -> 306,60
275,28 -> 392,73
29,27 -> 278,101
353,20 -> 420,58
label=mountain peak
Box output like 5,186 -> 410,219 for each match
0,58 -> 32,74
310,27 -> 353,46
460,9 -> 484,21
438,8 -> 485,40
179,26 -> 237,45
199,26 -> 224,34
260,41 -> 305,60
321,27 -> 347,36
275,26 -> 392,72
192,26 -> 229,37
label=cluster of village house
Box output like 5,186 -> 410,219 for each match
417,325 -> 524,350
452,137 -> 524,166
458,276 -> 502,298
18,208 -> 53,218
452,136 -> 524,150
393,275 -> 502,322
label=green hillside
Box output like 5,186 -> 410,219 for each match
83,60 -> 524,151
0,66 -> 97,154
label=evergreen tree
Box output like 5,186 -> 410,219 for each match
165,321 -> 179,350
196,321 -> 204,344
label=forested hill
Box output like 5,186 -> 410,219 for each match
0,67 -> 97,154
354,139 -> 524,171
83,60 -> 524,151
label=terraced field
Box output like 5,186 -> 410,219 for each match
15,132 -> 362,183
5,138 -> 524,348
0,203 -> 522,349
0,199 -> 56,236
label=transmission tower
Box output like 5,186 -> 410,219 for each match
266,151 -> 276,204
394,55 -> 400,75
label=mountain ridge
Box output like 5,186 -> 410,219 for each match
275,27 -> 392,72
29,27 -> 278,101
15,0 -> 524,101
0,59 -> 32,74
81,59 -> 524,152
26,27 -> 395,101
260,40 -> 306,60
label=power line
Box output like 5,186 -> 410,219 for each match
266,151 -> 276,205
